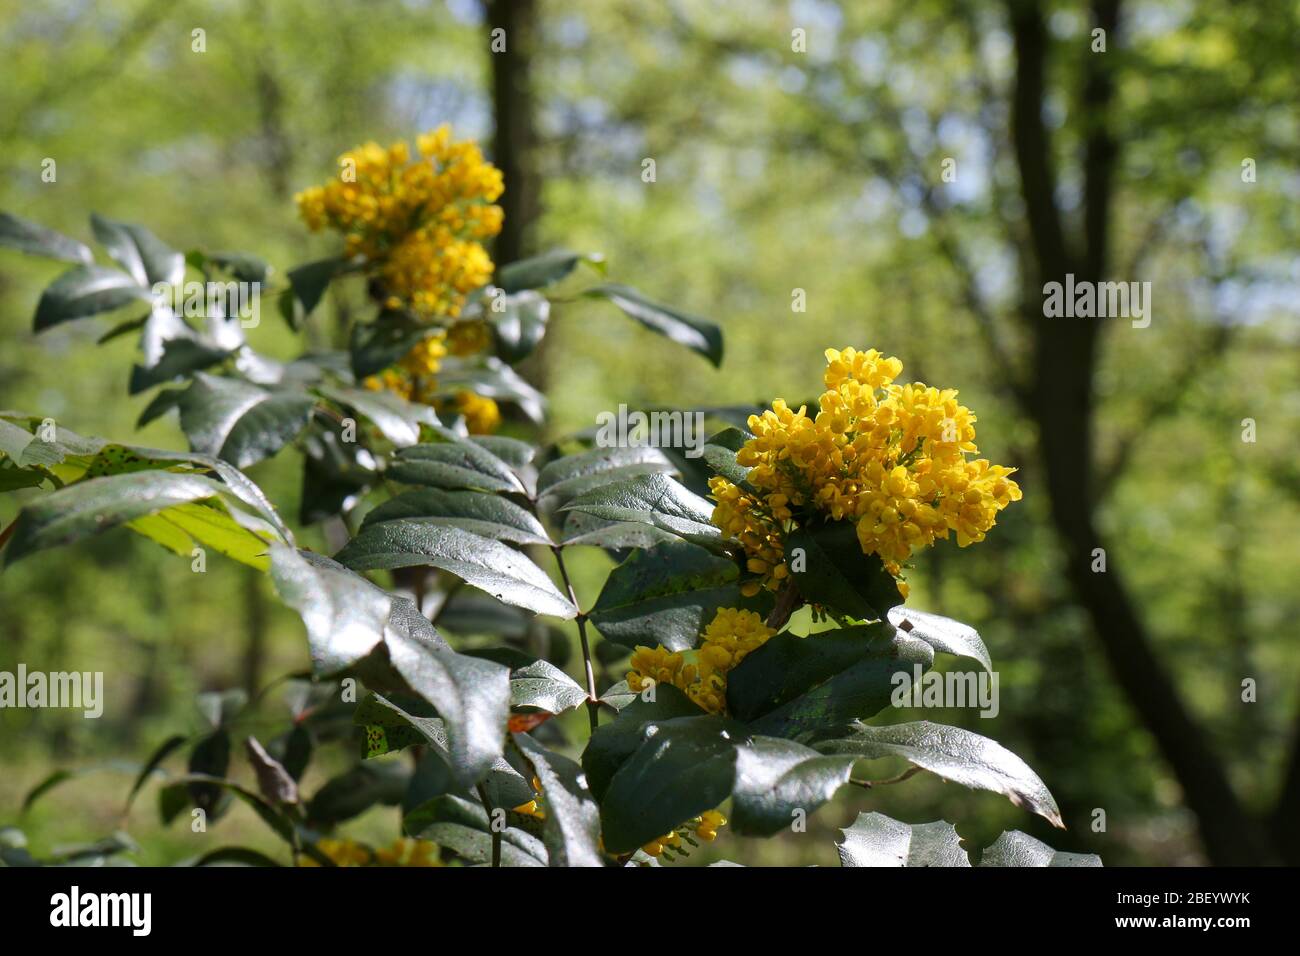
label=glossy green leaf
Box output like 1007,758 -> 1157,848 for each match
562,472 -> 723,547
536,445 -> 675,506
34,264 -> 151,330
348,318 -> 429,379
0,414 -> 104,469
589,540 -> 770,651
489,290 -> 550,362
787,521 -> 902,622
599,714 -> 745,854
177,373 -> 315,469
2,471 -> 269,567
354,682 -> 507,790
362,489 -> 550,546
978,830 -> 1102,867
495,249 -> 596,293
557,510 -> 679,550
729,736 -> 857,836
270,546 -> 512,785
137,387 -> 185,428
381,644 -> 511,787
888,607 -> 992,674
285,257 -> 343,317
186,731 -> 232,816
205,251 -> 270,284
726,623 -> 934,741
514,733 -> 604,867
701,426 -> 755,487
90,213 -> 183,287
306,761 -> 409,828
836,812 -> 970,867
583,283 -> 723,367
269,547 -> 416,676
361,699 -> 530,811
403,745 -> 536,816
433,355 -> 545,423
405,794 -> 548,867
0,211 -> 93,264
127,501 -> 277,570
335,522 -> 575,619
581,684 -> 705,802
316,384 -> 438,447
0,461 -> 46,491
387,435 -> 526,494
837,811 -> 1102,867
510,659 -> 589,715
355,694 -> 434,758
815,720 -> 1063,827
128,338 -> 233,395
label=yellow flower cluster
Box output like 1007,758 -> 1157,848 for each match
373,838 -> 442,867
295,125 -> 503,320
627,607 -> 775,715
709,347 -> 1022,599
363,331 -> 446,404
454,389 -> 502,435
361,329 -> 501,434
301,837 -> 442,867
641,810 -> 728,859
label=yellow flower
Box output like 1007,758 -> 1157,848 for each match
359,332 -> 500,435
626,608 -> 774,715
455,389 -> 501,435
512,799 -> 544,818
512,776 -> 547,819
447,320 -> 491,356
627,644 -> 686,693
695,810 -> 727,841
710,347 -> 1021,599
301,837 -> 372,867
295,125 -> 503,320
637,810 -> 729,859
373,838 -> 443,867
398,331 -> 448,379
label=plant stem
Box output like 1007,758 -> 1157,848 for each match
551,545 -> 600,734
850,767 -> 923,789
476,783 -> 501,867
766,579 -> 802,630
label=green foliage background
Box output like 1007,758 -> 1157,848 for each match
1,0 -> 1297,866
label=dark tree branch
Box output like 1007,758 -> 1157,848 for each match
488,0 -> 542,266
1005,0 -> 1270,864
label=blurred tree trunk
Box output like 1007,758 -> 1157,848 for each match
488,0 -> 541,267
1005,0 -> 1270,865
